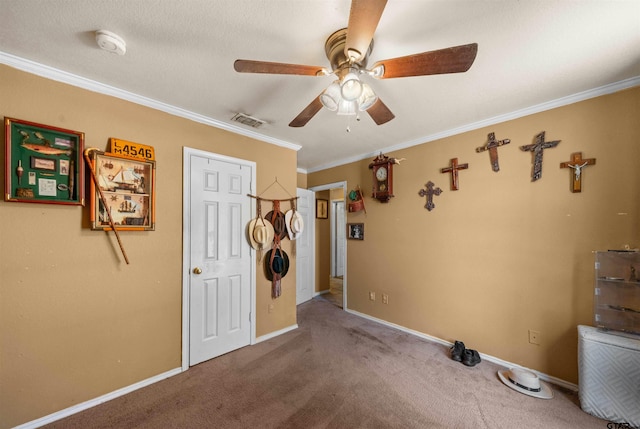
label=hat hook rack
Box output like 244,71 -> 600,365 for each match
247,176 -> 299,205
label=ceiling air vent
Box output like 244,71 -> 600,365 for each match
231,113 -> 266,128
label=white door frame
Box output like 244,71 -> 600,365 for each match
331,200 -> 345,278
309,181 -> 347,310
181,147 -> 256,371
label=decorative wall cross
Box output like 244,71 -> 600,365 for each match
520,131 -> 561,181
476,132 -> 510,172
560,152 -> 596,193
440,158 -> 468,190
418,181 -> 442,211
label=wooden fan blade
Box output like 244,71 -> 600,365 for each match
366,98 -> 395,125
289,96 -> 324,127
371,43 -> 478,79
345,0 -> 387,61
234,59 -> 327,76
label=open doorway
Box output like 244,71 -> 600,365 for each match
309,181 -> 347,310
328,199 -> 345,308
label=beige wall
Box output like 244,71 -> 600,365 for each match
296,171 -> 307,189
0,65 -> 297,428
309,86 -> 640,385
330,188 -> 343,202
3,61 -> 638,427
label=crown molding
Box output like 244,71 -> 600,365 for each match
306,76 -> 640,173
0,51 -> 302,152
2,51 -> 637,172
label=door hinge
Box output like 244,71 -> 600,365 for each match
249,312 -> 252,322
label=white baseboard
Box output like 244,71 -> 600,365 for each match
314,289 -> 330,296
15,367 -> 183,429
256,323 -> 298,343
345,308 -> 578,392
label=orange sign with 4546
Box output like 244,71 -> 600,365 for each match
108,138 -> 155,161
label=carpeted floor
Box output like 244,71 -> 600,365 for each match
43,299 -> 609,429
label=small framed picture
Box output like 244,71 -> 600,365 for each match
316,199 -> 328,219
347,223 -> 364,240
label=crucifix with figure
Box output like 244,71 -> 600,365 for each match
440,158 -> 468,190
560,152 -> 596,193
520,131 -> 561,181
476,132 -> 510,172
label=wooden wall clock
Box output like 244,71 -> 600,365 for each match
368,153 -> 396,203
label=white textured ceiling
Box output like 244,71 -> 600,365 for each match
1,0 -> 639,172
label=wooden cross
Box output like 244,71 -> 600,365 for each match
476,132 -> 510,172
418,181 -> 442,211
560,152 -> 596,193
440,158 -> 468,191
520,131 -> 561,181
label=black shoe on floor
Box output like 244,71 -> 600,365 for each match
450,340 -> 465,362
462,349 -> 481,367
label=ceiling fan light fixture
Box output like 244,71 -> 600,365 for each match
340,72 -> 363,101
234,3 -> 479,129
320,81 -> 341,111
337,99 -> 357,116
358,83 -> 378,111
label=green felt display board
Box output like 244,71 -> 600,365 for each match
5,117 -> 84,205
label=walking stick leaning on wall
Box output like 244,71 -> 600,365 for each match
84,148 -> 130,264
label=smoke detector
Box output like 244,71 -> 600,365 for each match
95,30 -> 126,55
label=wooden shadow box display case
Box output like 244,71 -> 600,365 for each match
89,150 -> 155,231
4,117 -> 84,205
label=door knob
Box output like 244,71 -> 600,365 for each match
193,267 -> 202,275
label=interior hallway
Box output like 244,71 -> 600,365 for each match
316,276 -> 343,308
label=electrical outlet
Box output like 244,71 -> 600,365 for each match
268,304 -> 274,313
369,291 -> 376,301
528,329 -> 541,345
382,293 -> 389,304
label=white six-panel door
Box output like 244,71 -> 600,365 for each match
296,188 -> 315,305
186,149 -> 254,366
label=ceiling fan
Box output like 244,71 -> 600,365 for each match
234,0 -> 478,128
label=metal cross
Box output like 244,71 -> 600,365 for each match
418,181 -> 442,211
520,131 -> 561,181
440,158 -> 468,191
560,152 -> 596,193
476,132 -> 510,172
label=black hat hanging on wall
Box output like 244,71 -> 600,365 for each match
264,247 -> 289,298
